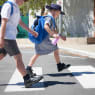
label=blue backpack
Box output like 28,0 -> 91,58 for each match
0,1 -> 13,24
28,15 -> 56,44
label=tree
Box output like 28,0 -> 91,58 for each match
20,0 -> 56,16
0,0 -> 7,5
0,0 -> 56,16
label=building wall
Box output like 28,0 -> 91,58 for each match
63,0 -> 94,37
29,0 -> 94,37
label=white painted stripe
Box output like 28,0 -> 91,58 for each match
68,66 -> 95,88
59,46 -> 95,58
48,53 -> 85,59
60,55 -> 85,59
5,67 -> 45,92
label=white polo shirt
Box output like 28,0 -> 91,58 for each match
1,0 -> 20,40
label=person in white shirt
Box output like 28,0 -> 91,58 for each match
0,0 -> 43,88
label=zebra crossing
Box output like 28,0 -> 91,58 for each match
0,49 -> 95,95
4,65 -> 95,92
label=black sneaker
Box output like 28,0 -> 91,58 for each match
26,67 -> 36,77
24,76 -> 43,88
57,63 -> 71,72
26,67 -> 43,80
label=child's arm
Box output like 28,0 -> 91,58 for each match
53,30 -> 66,41
44,23 -> 54,36
52,29 -> 58,34
44,17 -> 59,38
44,24 -> 59,39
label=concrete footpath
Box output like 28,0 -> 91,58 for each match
16,37 -> 95,59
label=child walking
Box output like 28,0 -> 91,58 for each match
26,4 -> 71,76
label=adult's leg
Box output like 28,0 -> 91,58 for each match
4,39 -> 42,87
14,53 -> 43,88
14,53 -> 27,77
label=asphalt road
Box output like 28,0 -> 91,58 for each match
0,48 -> 95,95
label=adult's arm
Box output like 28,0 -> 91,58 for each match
19,19 -> 38,37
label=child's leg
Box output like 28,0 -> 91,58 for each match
54,49 -> 71,72
14,53 -> 27,76
26,54 -> 40,77
54,49 -> 60,64
28,54 -> 40,67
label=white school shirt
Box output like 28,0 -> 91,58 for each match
1,0 -> 20,40
45,12 -> 56,31
45,12 -> 53,27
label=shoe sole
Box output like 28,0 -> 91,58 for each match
25,76 -> 43,88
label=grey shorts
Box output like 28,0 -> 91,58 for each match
0,39 -> 20,56
35,35 -> 58,55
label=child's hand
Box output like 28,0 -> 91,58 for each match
32,31 -> 38,38
29,30 -> 38,38
52,30 -> 58,34
52,34 -> 60,39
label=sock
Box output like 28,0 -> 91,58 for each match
57,62 -> 65,65
57,63 -> 61,66
26,66 -> 32,70
23,74 -> 30,81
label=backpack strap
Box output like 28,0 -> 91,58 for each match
5,1 -> 13,16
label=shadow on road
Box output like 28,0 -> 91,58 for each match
45,72 -> 95,77
1,72 -> 94,88
44,81 -> 76,87
0,81 -> 76,88
45,73 -> 73,77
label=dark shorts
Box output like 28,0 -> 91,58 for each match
0,39 -> 20,56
